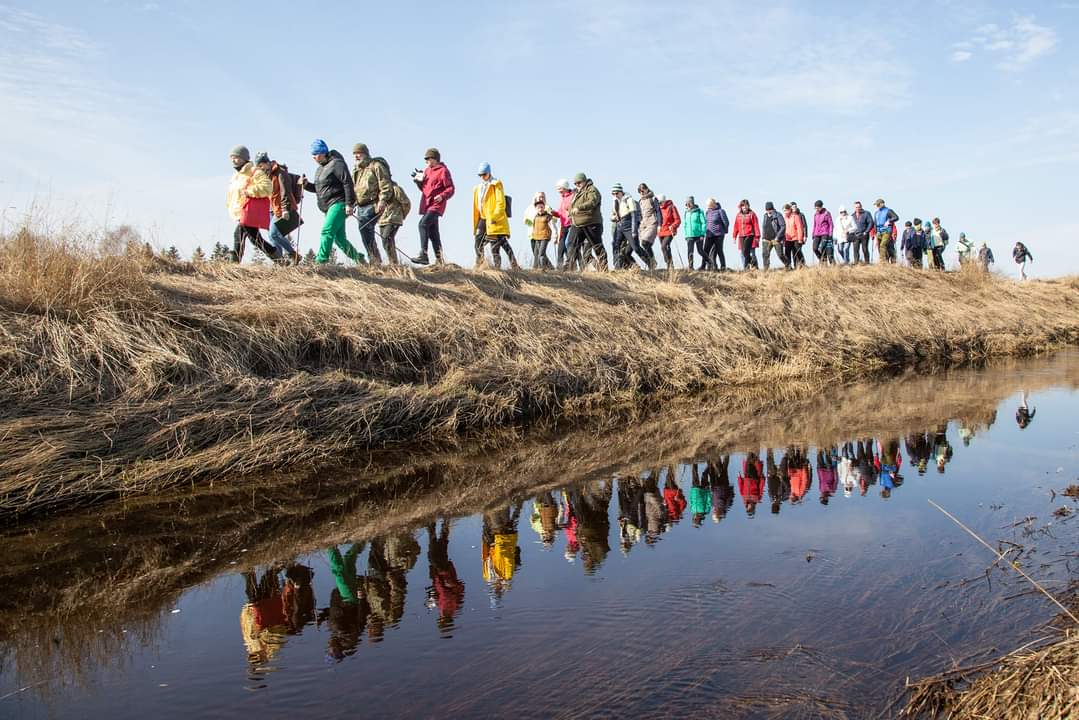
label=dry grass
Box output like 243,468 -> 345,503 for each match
2,225 -> 1079,519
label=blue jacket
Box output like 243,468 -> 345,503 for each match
851,209 -> 874,235
705,206 -> 729,236
875,206 -> 899,233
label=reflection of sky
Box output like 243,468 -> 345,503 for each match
4,387 -> 1077,719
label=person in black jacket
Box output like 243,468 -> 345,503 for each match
760,201 -> 787,269
299,138 -> 366,264
850,200 -> 874,264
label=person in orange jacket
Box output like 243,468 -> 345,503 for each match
783,203 -> 807,268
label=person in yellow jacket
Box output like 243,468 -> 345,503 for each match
472,162 -> 519,270
226,145 -> 278,263
481,504 -> 521,604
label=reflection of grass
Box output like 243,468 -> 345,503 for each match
2,354 -> 1078,707
3,226 -> 1079,518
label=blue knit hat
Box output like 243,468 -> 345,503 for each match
477,161 -> 491,176
310,138 -> 329,155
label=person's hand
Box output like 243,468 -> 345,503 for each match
433,194 -> 442,204
282,211 -> 290,221
299,175 -> 307,186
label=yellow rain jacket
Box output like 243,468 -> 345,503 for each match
226,162 -> 271,222
473,178 -> 510,237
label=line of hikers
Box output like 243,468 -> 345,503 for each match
226,141 -> 1024,275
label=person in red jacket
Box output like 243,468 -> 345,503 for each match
738,451 -> 765,517
657,194 -> 681,269
662,466 -> 687,524
426,520 -> 465,635
731,199 -> 761,270
411,147 -> 455,265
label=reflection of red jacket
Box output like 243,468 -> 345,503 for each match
663,487 -> 686,521
659,201 -> 681,238
738,461 -> 765,502
431,564 -> 464,617
417,162 -> 455,216
252,594 -> 286,629
789,466 -> 810,501
731,211 -> 761,248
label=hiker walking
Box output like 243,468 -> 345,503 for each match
731,199 -> 761,270
299,139 -> 365,265
472,162 -> 518,269
352,143 -> 405,265
554,179 -> 575,270
524,192 -> 557,269
656,193 -> 680,268
928,217 -> 949,270
704,198 -> 729,271
901,220 -> 924,268
957,232 -> 974,266
636,183 -> 660,270
977,242 -> 994,271
259,152 -> 303,264
566,172 -> 607,271
412,148 -> 455,266
783,203 -> 806,268
835,206 -> 855,263
873,198 -> 900,264
611,183 -> 643,270
1016,391 -> 1036,429
850,200 -> 874,264
812,200 -> 835,264
226,145 -> 278,263
760,201 -> 787,270
683,197 -> 706,270
1013,241 -> 1034,280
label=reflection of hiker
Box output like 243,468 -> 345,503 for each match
642,470 -> 668,544
878,438 -> 903,497
710,456 -> 734,523
320,543 -> 369,661
617,478 -> 646,554
226,145 -> 276,263
282,564 -> 315,634
905,431 -> 932,475
1016,391 -> 1036,429
817,448 -> 838,505
412,147 -> 455,266
739,452 -> 765,517
1012,241 -> 1034,280
365,533 -> 421,639
426,520 -> 465,635
839,444 -> 856,497
473,162 -> 519,270
688,464 -> 712,528
932,424 -> 953,472
573,481 -> 613,574
299,139 -> 366,265
787,447 -> 811,503
853,440 -> 877,496
662,467 -> 687,524
482,504 -> 522,600
766,448 -> 789,515
240,569 -> 289,667
532,491 -> 562,548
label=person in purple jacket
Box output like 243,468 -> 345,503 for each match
703,198 -> 729,271
812,200 -> 835,265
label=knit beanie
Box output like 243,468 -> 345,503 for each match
254,151 -> 270,165
352,142 -> 369,156
230,145 -> 250,163
765,201 -> 775,210
310,138 -> 329,155
573,172 -> 587,183
611,183 -> 624,194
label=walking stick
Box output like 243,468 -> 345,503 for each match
295,194 -> 303,258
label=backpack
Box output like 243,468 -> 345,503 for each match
505,195 -> 513,219
393,183 -> 412,217
276,163 -> 303,209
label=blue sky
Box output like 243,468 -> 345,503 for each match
2,0 -> 1076,277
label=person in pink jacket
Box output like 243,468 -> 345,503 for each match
554,179 -> 575,270
411,147 -> 455,265
811,200 -> 835,265
730,199 -> 761,271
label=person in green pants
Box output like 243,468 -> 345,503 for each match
299,138 -> 366,265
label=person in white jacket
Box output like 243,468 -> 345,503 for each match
835,206 -> 856,264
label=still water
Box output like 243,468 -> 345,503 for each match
2,353 -> 1078,719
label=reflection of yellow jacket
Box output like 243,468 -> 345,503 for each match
226,162 -> 271,221
482,532 -> 517,582
473,179 -> 510,237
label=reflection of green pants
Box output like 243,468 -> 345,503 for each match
318,202 -> 365,264
877,230 -> 892,263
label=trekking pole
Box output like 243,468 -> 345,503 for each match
295,194 -> 303,258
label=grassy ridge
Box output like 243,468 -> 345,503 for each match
2,228 -> 1079,518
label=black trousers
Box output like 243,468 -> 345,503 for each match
737,237 -> 758,270
704,232 -> 726,270
567,224 -> 608,271
851,233 -> 870,263
658,236 -> 673,268
418,211 -> 443,259
380,223 -> 401,265
686,236 -> 705,268
474,221 -> 518,269
233,224 -> 281,262
784,240 -> 806,268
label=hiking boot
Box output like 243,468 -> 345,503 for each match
412,252 -> 430,265
228,250 -> 240,263
434,252 -> 445,266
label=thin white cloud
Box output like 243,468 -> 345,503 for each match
953,16 -> 1057,71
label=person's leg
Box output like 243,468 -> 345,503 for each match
317,203 -> 340,263
717,234 -> 726,270
538,239 -> 551,269
761,240 -> 772,270
248,228 -> 283,262
587,224 -> 607,271
474,223 -> 488,268
380,223 -> 400,265
328,204 -> 364,264
659,236 -> 673,268
269,222 -> 298,262
557,226 -> 569,270
702,234 -> 715,270
232,224 -> 245,263
686,237 -> 695,270
356,205 -> 381,265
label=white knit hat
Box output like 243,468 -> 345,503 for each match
657,193 -> 667,202
555,178 -> 570,191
